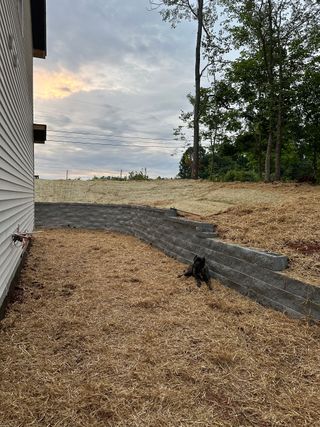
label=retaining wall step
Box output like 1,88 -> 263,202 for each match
205,238 -> 288,271
200,246 -> 320,303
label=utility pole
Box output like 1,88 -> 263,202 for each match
66,170 -> 69,180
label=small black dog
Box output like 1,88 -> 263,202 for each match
179,255 -> 212,290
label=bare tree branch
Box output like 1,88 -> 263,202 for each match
147,0 -> 163,11
200,61 -> 213,77
186,0 -> 198,19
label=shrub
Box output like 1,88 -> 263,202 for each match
128,170 -> 149,181
223,169 -> 259,182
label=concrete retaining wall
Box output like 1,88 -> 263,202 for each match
35,202 -> 320,321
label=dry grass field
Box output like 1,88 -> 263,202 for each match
1,230 -> 319,427
35,179 -> 320,285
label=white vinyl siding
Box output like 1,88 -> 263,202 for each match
0,0 -> 34,307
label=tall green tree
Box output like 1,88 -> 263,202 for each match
221,0 -> 320,181
177,83 -> 241,176
178,145 -> 208,178
149,0 -> 217,179
293,58 -> 320,180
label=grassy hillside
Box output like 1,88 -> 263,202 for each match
35,179 -> 320,285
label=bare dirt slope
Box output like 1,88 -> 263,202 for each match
1,230 -> 319,427
36,179 -> 294,215
35,180 -> 320,285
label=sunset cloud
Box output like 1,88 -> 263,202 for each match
34,69 -> 92,100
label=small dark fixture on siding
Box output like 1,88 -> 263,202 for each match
33,124 -> 47,144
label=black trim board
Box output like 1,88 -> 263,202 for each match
31,0 -> 46,58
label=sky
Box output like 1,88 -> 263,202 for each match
33,0 -> 200,179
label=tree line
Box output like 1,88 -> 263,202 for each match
151,0 -> 319,182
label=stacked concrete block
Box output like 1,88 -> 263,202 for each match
35,203 -> 320,321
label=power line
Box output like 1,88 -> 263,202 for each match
46,139 -> 184,150
34,109 -> 189,143
47,129 -> 179,142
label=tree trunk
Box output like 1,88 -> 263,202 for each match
275,98 -> 282,181
275,27 -> 283,181
264,0 -> 275,182
313,141 -> 318,178
265,125 -> 273,182
210,126 -> 217,178
258,131 -> 263,180
255,122 -> 263,180
191,0 -> 203,180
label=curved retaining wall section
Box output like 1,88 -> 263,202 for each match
35,202 -> 320,321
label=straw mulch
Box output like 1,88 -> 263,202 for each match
0,229 -> 319,427
206,184 -> 320,286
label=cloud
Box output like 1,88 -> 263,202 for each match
34,64 -> 138,101
34,69 -> 92,99
34,0 -> 197,178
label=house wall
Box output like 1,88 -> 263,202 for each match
0,0 -> 34,308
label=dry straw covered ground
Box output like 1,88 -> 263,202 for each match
36,180 -> 320,285
1,230 -> 319,427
